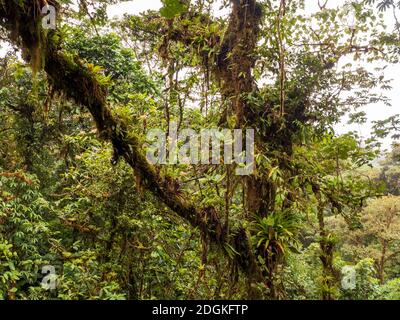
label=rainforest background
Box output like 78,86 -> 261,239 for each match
0,0 -> 400,300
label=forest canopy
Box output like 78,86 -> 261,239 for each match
0,0 -> 399,300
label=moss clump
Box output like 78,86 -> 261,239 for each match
0,0 -> 60,73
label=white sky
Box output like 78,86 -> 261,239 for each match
0,0 -> 398,150
107,0 -> 231,18
107,0 -> 162,16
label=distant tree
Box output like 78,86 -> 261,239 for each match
332,196 -> 400,284
379,145 -> 400,195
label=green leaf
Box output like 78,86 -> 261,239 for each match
160,0 -> 187,19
